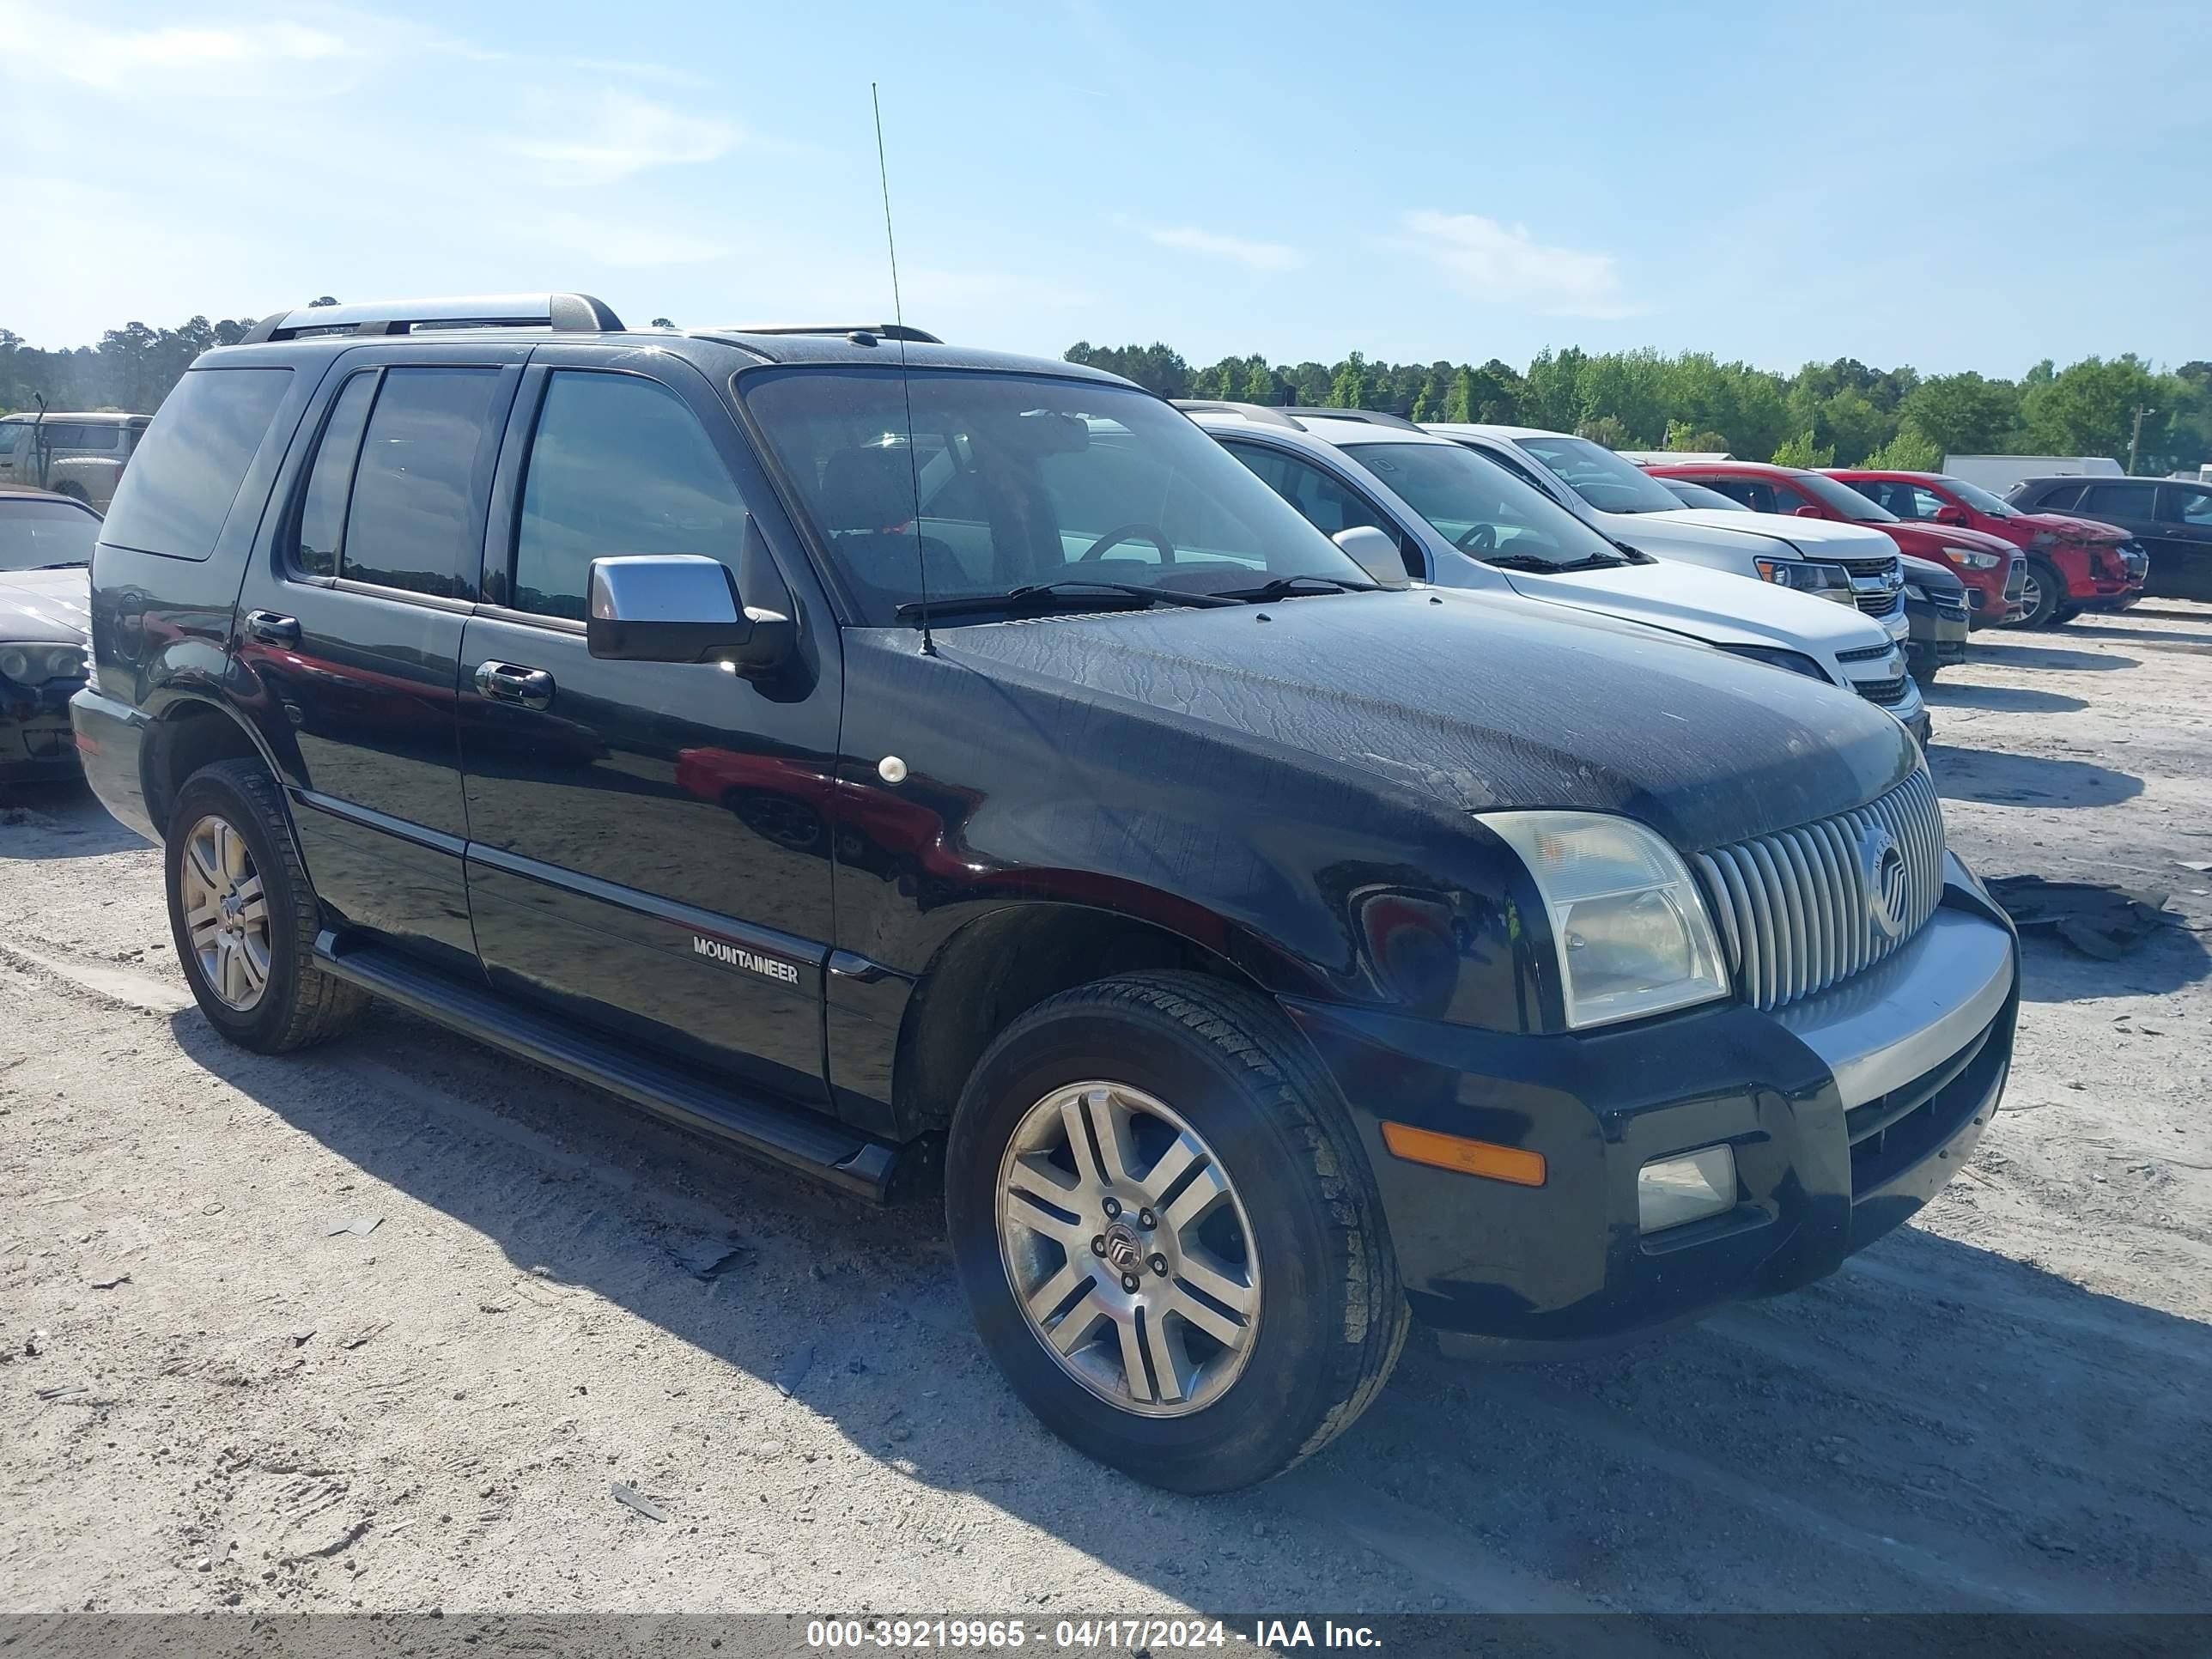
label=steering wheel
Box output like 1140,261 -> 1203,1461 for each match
1077,522 -> 1176,564
1454,522 -> 1498,553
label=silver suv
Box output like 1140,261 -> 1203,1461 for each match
0,411 -> 152,510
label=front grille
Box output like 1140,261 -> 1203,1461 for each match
1693,768 -> 1946,1011
1854,674 -> 1908,706
1836,642 -> 1896,664
1835,556 -> 1900,579
1855,588 -> 1904,620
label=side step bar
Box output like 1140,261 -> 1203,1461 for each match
313,931 -> 900,1202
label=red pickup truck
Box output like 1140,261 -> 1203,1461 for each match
1643,461 -> 2028,629
1827,469 -> 2146,628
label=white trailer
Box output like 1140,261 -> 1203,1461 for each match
1942,454 -> 2120,494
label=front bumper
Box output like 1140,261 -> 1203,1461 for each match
1284,862 -> 2017,1349
1,676 -> 88,781
66,687 -> 158,837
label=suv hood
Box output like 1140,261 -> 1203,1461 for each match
2012,511 -> 2129,545
933,589 -> 1915,850
1491,556 -> 1894,657
1634,509 -> 1900,557
0,567 -> 90,644
1881,520 -> 2020,558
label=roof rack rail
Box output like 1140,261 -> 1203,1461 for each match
1170,399 -> 1304,430
1277,406 -> 1421,431
724,323 -> 943,344
240,294 -> 624,346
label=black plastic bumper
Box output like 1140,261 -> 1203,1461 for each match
65,688 -> 157,836
1282,874 -> 2018,1350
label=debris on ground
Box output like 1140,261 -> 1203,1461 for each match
677,1236 -> 753,1283
1984,877 -> 2177,959
87,1270 -> 131,1291
610,1483 -> 667,1522
325,1215 -> 382,1237
773,1343 -> 815,1397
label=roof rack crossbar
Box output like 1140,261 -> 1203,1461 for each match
240,294 -> 624,345
1170,399 -> 1304,430
722,323 -> 943,344
1276,406 -> 1421,431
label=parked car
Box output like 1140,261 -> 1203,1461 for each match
2003,476 -> 2209,605
1419,423 -> 1916,647
1832,469 -> 2148,623
1184,404 -> 1929,742
0,411 -> 151,511
1656,476 -> 1967,684
1643,460 -> 2032,629
73,295 -> 2019,1493
0,488 -> 96,785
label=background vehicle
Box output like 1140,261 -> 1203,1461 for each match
1942,454 -> 2119,495
72,295 -> 2016,1494
0,488 -> 96,785
0,412 -> 151,510
1656,475 -> 1966,684
1419,422 -> 1915,644
1184,403 -> 1928,740
1645,460 -> 2032,629
2005,476 -> 2210,604
1832,468 -> 2147,624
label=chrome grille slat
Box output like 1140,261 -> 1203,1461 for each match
1695,769 -> 1946,1012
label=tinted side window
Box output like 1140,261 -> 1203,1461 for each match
0,425 -> 17,457
99,367 -> 293,562
2079,483 -> 2158,519
2032,483 -> 2083,510
2160,486 -> 2212,526
1702,477 -> 1774,513
512,371 -> 748,621
1226,443 -> 1391,538
293,373 -> 379,579
340,367 -> 506,599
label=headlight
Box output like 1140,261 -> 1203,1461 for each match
1753,556 -> 1854,605
1717,643 -> 1831,682
1941,546 -> 2002,569
1475,811 -> 1731,1030
0,643 -> 87,682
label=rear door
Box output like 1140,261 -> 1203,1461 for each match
232,344 -> 525,975
2150,484 -> 2212,601
454,349 -> 840,1106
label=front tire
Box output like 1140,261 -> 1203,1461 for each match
945,972 -> 1407,1492
2019,557 -> 2068,628
165,759 -> 366,1053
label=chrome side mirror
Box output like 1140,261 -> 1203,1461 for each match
586,543 -> 793,675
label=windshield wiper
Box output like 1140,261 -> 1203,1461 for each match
1484,550 -> 1634,574
894,580 -> 1237,621
1212,574 -> 1377,602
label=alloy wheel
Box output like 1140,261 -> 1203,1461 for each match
995,1081 -> 1261,1417
179,813 -> 271,1011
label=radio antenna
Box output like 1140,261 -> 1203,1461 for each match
872,82 -> 934,657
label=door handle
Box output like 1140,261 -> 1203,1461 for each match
245,610 -> 300,646
474,659 -> 555,710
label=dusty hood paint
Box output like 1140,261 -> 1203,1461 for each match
0,568 -> 91,645
1491,556 -> 1895,657
1638,509 -> 1900,558
930,588 -> 1917,851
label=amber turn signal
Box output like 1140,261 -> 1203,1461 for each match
1380,1122 -> 1546,1187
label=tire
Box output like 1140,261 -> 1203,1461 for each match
2019,557 -> 2067,629
945,970 -> 1407,1492
2051,605 -> 2082,625
164,758 -> 367,1053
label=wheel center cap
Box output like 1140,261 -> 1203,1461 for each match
1103,1222 -> 1144,1273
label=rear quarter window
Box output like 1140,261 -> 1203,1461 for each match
99,367 -> 294,562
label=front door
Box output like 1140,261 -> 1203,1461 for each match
2150,484 -> 2212,602
455,353 -> 840,1105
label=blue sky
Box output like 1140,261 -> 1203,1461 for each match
5,0 -> 2206,375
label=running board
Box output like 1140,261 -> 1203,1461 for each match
313,931 -> 900,1202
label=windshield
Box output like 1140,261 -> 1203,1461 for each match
1510,434 -> 1686,515
0,501 -> 100,571
1660,478 -> 1750,512
1341,441 -> 1625,568
1790,470 -> 1899,522
743,368 -> 1367,623
1938,476 -> 2021,518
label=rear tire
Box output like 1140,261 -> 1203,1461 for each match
2019,557 -> 2067,628
164,759 -> 367,1053
945,971 -> 1407,1492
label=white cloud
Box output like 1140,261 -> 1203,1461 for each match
1146,225 -> 1304,273
0,4 -> 356,94
1401,210 -> 1637,319
503,91 -> 743,186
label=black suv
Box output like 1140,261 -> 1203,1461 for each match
72,295 -> 2020,1492
2005,475 -> 2212,604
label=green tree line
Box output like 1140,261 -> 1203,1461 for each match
0,301 -> 340,417
1066,341 -> 2212,476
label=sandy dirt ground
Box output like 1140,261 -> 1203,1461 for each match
3,604 -> 2209,1620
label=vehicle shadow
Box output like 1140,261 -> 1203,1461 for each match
0,779 -> 149,859
1923,683 -> 2087,714
1925,744 -> 2142,807
1964,640 -> 2136,672
2008,921 -> 2212,1003
167,1001 -> 2212,1614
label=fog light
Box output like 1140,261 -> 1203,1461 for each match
1638,1146 -> 1736,1234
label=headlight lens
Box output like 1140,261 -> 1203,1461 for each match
1717,643 -> 1831,682
1941,545 -> 2002,569
1475,811 -> 1730,1030
0,643 -> 87,682
1753,556 -> 1854,605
